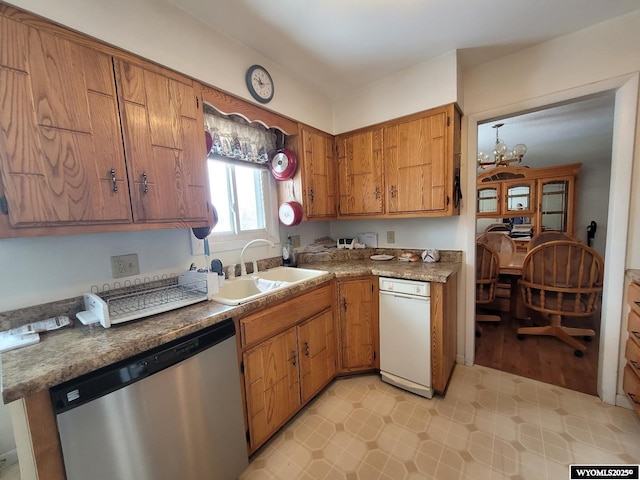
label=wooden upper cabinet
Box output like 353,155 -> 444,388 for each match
336,128 -> 384,216
0,16 -> 132,226
385,109 -> 448,214
278,124 -> 336,221
301,127 -> 336,218
336,103 -> 461,218
114,60 -> 209,223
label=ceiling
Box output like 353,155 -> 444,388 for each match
477,93 -> 616,171
168,0 -> 640,99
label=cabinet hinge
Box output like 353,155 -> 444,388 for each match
446,196 -> 450,206
240,360 -> 244,374
246,430 -> 250,443
373,351 -> 377,360
447,116 -> 450,127
0,196 -> 8,216
196,96 -> 199,109
371,284 -> 374,293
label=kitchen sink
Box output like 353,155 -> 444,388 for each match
212,267 -> 328,306
253,266 -> 327,283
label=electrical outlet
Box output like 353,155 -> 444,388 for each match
290,235 -> 301,248
387,231 -> 395,244
111,254 -> 140,279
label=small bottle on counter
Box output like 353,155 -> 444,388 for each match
283,236 -> 297,267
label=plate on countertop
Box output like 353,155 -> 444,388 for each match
370,254 -> 394,261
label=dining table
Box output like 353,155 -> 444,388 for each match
498,251 -> 528,319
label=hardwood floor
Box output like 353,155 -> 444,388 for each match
474,309 -> 600,396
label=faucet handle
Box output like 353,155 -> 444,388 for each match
252,259 -> 259,274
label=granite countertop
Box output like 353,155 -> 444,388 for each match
627,269 -> 640,283
1,252 -> 460,403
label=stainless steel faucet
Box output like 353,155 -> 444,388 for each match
240,239 -> 275,276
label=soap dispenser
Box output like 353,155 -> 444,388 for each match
283,236 -> 297,267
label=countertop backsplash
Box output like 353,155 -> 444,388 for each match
1,249 -> 462,331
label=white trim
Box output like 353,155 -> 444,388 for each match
464,73 -> 639,405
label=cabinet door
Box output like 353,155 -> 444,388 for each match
536,176 -> 575,234
504,180 -> 535,217
243,328 -> 301,451
0,17 -> 131,226
115,60 -> 209,223
298,309 -> 337,403
301,128 -> 336,219
337,129 -> 383,215
476,183 -> 502,217
338,278 -> 378,371
385,111 -> 448,213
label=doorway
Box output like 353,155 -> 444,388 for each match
473,94 -> 615,396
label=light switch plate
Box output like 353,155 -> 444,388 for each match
111,254 -> 139,278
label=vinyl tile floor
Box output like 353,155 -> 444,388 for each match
240,365 -> 640,479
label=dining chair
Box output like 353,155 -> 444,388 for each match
475,242 -> 501,336
477,232 -> 516,310
528,231 -> 579,250
518,240 -> 604,356
477,232 -> 516,254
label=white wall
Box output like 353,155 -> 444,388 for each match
329,217 -> 460,251
332,51 -> 459,133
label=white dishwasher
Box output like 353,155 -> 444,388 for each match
379,277 -> 432,398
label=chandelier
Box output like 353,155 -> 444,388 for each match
477,123 -> 527,168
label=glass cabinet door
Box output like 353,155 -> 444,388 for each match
504,181 -> 535,215
477,184 -> 501,216
539,179 -> 570,232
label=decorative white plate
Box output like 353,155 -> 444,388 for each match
370,254 -> 394,261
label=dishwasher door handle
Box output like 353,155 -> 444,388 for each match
379,290 -> 430,301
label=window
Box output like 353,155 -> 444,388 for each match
207,157 -> 280,250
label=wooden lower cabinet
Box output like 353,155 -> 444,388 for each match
239,284 -> 337,453
243,327 -> 301,451
299,309 -> 337,403
624,281 -> 640,418
337,277 -> 379,372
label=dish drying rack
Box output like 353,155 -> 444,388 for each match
77,274 -> 209,328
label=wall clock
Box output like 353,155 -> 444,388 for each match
245,64 -> 274,104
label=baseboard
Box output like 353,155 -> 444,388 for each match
616,393 -> 633,410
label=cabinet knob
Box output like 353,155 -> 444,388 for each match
291,350 -> 297,366
309,188 -> 314,203
343,298 -> 347,312
110,168 -> 118,193
304,342 -> 310,358
374,186 -> 380,200
390,185 -> 396,198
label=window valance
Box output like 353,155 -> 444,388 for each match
204,106 -> 277,165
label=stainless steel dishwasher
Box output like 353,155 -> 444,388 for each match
50,319 -> 248,480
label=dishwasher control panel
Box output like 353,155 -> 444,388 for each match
379,277 -> 430,297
